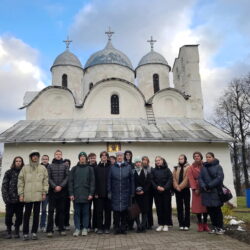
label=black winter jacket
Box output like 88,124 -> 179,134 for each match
94,161 -> 111,198
1,168 -> 22,204
48,159 -> 69,192
151,164 -> 173,192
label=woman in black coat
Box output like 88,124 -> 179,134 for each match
199,152 -> 224,235
151,156 -> 173,232
133,157 -> 152,232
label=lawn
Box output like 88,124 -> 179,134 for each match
232,196 -> 250,223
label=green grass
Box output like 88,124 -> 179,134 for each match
232,196 -> 250,223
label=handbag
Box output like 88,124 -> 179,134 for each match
128,202 -> 141,219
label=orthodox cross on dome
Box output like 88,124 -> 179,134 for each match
105,27 -> 114,41
147,36 -> 157,51
63,36 -> 72,49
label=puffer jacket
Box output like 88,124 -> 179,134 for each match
1,168 -> 22,204
108,162 -> 134,212
151,163 -> 173,192
199,159 -> 224,207
18,151 -> 48,202
48,158 -> 69,193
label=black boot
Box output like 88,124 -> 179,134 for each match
14,227 -> 20,238
5,228 -> 12,239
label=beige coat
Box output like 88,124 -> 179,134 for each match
18,156 -> 48,202
173,163 -> 190,191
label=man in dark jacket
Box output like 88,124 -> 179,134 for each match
46,149 -> 69,237
94,151 -> 112,234
108,151 -> 134,234
69,152 -> 95,237
1,156 -> 25,239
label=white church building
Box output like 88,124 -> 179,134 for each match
0,30 -> 235,210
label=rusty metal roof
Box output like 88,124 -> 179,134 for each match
0,118 -> 233,143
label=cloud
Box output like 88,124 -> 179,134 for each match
0,35 -> 46,133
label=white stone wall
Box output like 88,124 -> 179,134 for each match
83,64 -> 135,97
0,141 -> 236,212
51,65 -> 84,105
136,64 -> 170,101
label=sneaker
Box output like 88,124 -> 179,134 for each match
97,229 -> 103,234
73,229 -> 80,237
5,233 -> 12,239
60,231 -> 66,236
156,225 -> 163,232
65,226 -> 70,231
104,229 -> 110,234
47,232 -> 53,237
40,227 -> 46,233
179,227 -> 184,231
31,233 -> 38,240
94,228 -> 98,233
216,228 -> 225,235
184,227 -> 189,231
82,228 -> 88,236
163,225 -> 169,232
23,234 -> 29,241
209,228 -> 217,234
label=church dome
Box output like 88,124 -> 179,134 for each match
51,49 -> 82,70
84,40 -> 133,71
137,50 -> 170,70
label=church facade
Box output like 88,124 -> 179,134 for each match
0,31 -> 235,211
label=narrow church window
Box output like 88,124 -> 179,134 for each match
111,94 -> 119,114
89,82 -> 93,90
62,74 -> 68,88
153,74 -> 159,93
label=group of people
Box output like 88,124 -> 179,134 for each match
1,148 -> 226,241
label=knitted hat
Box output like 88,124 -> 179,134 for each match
134,157 -> 142,163
78,152 -> 87,159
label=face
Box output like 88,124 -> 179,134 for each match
101,154 -> 108,162
79,156 -> 87,164
64,161 -> 70,167
155,157 -> 163,167
15,158 -> 23,168
54,151 -> 62,160
42,156 -> 49,165
206,154 -> 214,163
31,155 -> 39,162
194,154 -> 202,163
125,153 -> 131,160
110,157 -> 116,165
179,155 -> 185,164
142,158 -> 149,167
117,154 -> 123,162
135,161 -> 142,168
89,155 -> 96,164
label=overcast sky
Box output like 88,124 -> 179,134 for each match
0,0 -> 250,135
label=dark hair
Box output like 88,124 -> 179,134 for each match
63,159 -> 71,166
193,151 -> 203,160
109,156 -> 116,160
179,154 -> 187,164
55,149 -> 62,154
206,152 -> 215,158
88,153 -> 96,158
100,151 -> 109,158
11,156 -> 24,169
142,156 -> 150,164
42,155 -> 49,159
124,150 -> 133,163
155,156 -> 168,168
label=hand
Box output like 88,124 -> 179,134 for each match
107,193 -> 112,200
55,186 -> 62,192
195,189 -> 200,195
88,195 -> 93,200
157,186 -> 162,191
70,196 -> 75,201
42,194 -> 46,201
176,186 -> 181,192
19,196 -> 24,202
95,195 -> 99,199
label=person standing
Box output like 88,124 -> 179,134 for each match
18,150 -> 48,240
2,156 -> 25,239
151,156 -> 173,232
141,156 -> 154,229
173,154 -> 190,231
133,157 -> 152,233
46,149 -> 69,237
187,152 -> 209,232
39,155 -> 50,232
63,159 -> 71,230
108,151 -> 134,234
199,152 -> 225,235
109,156 -> 116,167
94,151 -> 112,234
69,152 -> 95,237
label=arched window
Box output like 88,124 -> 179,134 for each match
111,94 -> 119,114
62,74 -> 68,88
89,82 -> 93,90
153,74 -> 159,94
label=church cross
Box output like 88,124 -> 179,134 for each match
105,27 -> 114,41
147,36 -> 157,51
63,36 -> 72,49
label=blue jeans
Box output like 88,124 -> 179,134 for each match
40,196 -> 48,228
74,202 -> 89,230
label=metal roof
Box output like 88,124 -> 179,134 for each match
84,41 -> 133,70
0,118 -> 233,143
